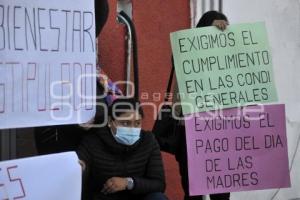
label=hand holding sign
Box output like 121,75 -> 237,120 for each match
212,20 -> 229,31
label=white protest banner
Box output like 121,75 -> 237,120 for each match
0,152 -> 81,200
0,0 -> 96,129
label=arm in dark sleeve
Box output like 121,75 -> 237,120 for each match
132,135 -> 166,194
76,136 -> 95,183
77,136 -> 94,167
76,136 -> 95,200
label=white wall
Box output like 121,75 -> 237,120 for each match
223,0 -> 300,199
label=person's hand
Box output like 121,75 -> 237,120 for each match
101,177 -> 127,194
79,118 -> 95,130
78,160 -> 86,171
212,19 -> 228,31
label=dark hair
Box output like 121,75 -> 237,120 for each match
196,10 -> 228,28
108,98 -> 144,120
93,82 -> 106,124
95,0 -> 109,37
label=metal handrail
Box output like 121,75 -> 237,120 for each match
117,11 -> 139,101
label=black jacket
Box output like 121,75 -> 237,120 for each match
35,125 -> 98,155
77,127 -> 166,200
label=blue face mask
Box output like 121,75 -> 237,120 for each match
113,126 -> 141,146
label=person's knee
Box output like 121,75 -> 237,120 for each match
143,192 -> 168,200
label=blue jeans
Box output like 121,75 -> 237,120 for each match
143,192 -> 168,200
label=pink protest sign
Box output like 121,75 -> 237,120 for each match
185,104 -> 290,195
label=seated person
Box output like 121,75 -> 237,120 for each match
77,98 -> 167,200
